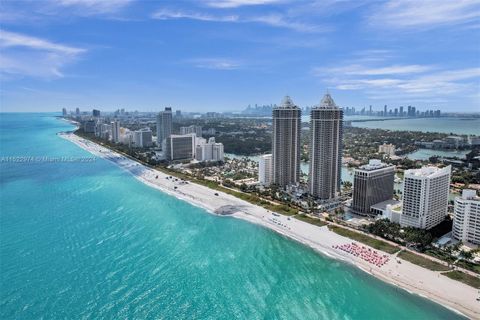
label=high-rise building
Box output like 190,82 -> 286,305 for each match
352,159 -> 395,215
452,189 -> 480,245
62,108 -> 67,116
156,107 -> 173,149
258,154 -> 273,186
399,106 -> 404,117
132,128 -> 153,148
75,107 -> 80,115
96,123 -> 111,139
111,120 -> 120,143
383,105 -> 387,117
83,120 -> 96,133
180,125 -> 202,137
195,137 -> 224,162
92,109 -> 100,117
308,93 -> 343,200
400,166 -> 451,229
272,96 -> 301,188
165,134 -> 195,161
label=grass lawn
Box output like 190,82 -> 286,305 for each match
442,271 -> 480,289
294,214 -> 328,227
398,250 -> 451,271
328,225 -> 399,254
455,260 -> 480,274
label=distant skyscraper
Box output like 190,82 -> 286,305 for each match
399,106 -> 404,117
156,107 -> 172,149
132,128 -> 153,148
400,166 -> 451,229
83,120 -> 96,133
76,107 -> 80,115
452,189 -> 480,245
352,160 -> 395,215
92,109 -> 100,117
111,120 -> 120,143
308,93 -> 343,200
180,125 -> 202,137
272,96 -> 301,187
383,105 -> 387,117
62,108 -> 67,116
258,154 -> 273,186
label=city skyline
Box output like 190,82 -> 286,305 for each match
1,0 -> 479,113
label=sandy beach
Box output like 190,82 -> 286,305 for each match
61,132 -> 479,319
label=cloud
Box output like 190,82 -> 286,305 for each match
0,30 -> 86,79
55,0 -> 134,15
203,0 -> 284,8
152,9 -> 238,22
315,55 -> 480,102
370,0 -> 480,30
187,58 -> 242,70
152,8 -> 325,33
0,0 -> 134,24
1,30 -> 85,54
314,64 -> 434,76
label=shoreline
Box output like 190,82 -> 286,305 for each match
60,131 -> 479,319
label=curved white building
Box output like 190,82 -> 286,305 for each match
453,189 -> 480,244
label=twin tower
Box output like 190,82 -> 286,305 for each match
272,93 -> 343,200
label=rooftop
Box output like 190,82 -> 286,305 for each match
274,95 -> 300,110
405,165 -> 451,178
316,93 -> 340,109
357,159 -> 392,171
370,199 -> 401,211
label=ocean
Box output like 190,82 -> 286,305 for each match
0,113 -> 466,319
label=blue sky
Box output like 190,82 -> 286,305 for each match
1,0 -> 479,112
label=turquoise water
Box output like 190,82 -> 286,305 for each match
0,113 -> 466,319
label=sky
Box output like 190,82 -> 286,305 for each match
0,0 -> 479,113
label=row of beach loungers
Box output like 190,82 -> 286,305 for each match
333,242 -> 390,267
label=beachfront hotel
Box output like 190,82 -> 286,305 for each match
272,96 -> 301,188
165,134 -> 195,161
156,107 -> 173,149
308,93 -> 343,200
453,189 -> 480,245
400,166 -> 451,230
111,120 -> 120,143
132,128 -> 153,148
258,154 -> 273,186
352,159 -> 395,216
